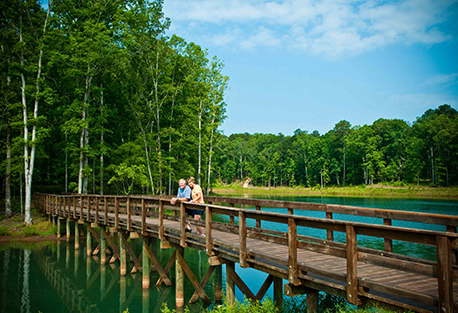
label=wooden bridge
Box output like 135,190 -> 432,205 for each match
33,193 -> 458,313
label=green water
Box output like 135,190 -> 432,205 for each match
1,196 -> 457,312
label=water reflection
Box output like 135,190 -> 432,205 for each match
0,239 -> 228,313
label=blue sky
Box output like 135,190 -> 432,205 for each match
162,0 -> 458,136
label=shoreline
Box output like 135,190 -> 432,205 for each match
211,185 -> 458,199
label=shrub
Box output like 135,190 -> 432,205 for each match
22,226 -> 40,237
0,226 -> 10,236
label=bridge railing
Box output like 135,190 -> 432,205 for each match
33,193 -> 458,312
206,196 -> 458,253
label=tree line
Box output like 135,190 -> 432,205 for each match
0,0 -> 228,224
213,105 -> 458,189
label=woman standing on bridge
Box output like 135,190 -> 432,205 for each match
187,177 -> 205,236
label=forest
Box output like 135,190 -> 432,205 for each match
1,1 -> 457,226
213,105 -> 458,189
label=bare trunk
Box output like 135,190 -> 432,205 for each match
206,116 -> 216,196
431,148 -> 434,183
65,133 -> 68,192
198,100 -> 203,185
79,73 -> 92,194
100,82 -> 104,195
5,125 -> 12,218
343,142 -> 346,186
138,120 -> 155,195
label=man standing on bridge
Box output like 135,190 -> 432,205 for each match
170,179 -> 193,232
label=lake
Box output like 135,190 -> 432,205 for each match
1,195 -> 457,312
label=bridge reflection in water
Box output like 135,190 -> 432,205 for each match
33,193 -> 458,313
34,239 -> 217,313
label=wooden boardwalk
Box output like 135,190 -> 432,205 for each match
33,193 -> 458,313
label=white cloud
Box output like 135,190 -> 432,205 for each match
163,0 -> 457,57
389,93 -> 458,109
424,73 -> 458,87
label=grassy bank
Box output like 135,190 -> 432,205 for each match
0,208 -> 57,245
211,183 -> 458,199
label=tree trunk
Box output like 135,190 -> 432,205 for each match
343,142 -> 346,186
100,82 -> 104,195
431,146 -> 435,185
5,125 -> 12,218
198,100 -> 203,185
206,116 -> 216,196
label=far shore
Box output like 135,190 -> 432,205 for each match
210,184 -> 458,199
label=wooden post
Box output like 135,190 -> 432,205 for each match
215,265 -> 223,304
75,222 -> 80,250
226,262 -> 235,305
115,197 -> 119,228
437,235 -> 453,313
239,211 -> 248,268
256,205 -> 261,228
120,231 -> 127,276
158,200 -> 164,240
273,276 -> 283,310
101,227 -> 107,265
104,197 -> 108,224
180,202 -> 187,247
127,197 -> 132,231
79,195 -> 83,220
87,196 -> 91,222
142,237 -> 150,289
229,203 -> 235,224
66,218 -> 71,241
288,217 -> 299,285
73,196 -> 76,219
383,218 -> 393,252
95,196 -> 99,224
141,199 -> 146,236
346,225 -> 359,305
307,291 -> 319,313
446,226 -> 457,265
176,246 -> 184,308
86,226 -> 92,256
206,206 -> 214,256
326,212 -> 334,241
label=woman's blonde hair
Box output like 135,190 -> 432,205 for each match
187,177 -> 195,184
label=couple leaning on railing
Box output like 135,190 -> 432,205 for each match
170,177 -> 205,236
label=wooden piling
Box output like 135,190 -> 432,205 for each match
273,276 -> 283,310
57,218 -> 61,238
75,223 -> 80,250
101,227 -> 107,265
176,247 -> 184,308
307,291 -> 319,313
226,262 -> 235,305
66,218 -> 71,241
120,232 -> 127,276
86,226 -> 92,256
142,238 -> 151,289
215,264 -> 223,304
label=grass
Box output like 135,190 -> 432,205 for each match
211,183 -> 458,199
0,209 -> 56,238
